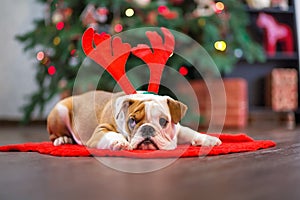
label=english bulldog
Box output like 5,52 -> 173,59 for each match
47,90 -> 221,150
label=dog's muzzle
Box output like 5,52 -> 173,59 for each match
136,125 -> 159,150
141,125 -> 155,139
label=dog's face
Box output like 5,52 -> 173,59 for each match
115,94 -> 187,150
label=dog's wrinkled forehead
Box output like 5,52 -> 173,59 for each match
114,92 -> 187,124
115,93 -> 167,116
144,98 -> 169,119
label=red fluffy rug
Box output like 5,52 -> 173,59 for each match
0,133 -> 275,159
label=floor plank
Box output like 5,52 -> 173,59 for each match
0,122 -> 300,200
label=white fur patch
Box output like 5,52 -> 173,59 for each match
97,132 -> 131,150
191,134 -> 222,147
53,136 -> 73,146
55,103 -> 82,145
178,125 -> 221,147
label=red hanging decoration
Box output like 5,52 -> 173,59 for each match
82,28 -> 136,94
81,27 -> 175,94
131,27 -> 175,93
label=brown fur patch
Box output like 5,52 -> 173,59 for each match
125,100 -> 147,138
47,97 -> 73,142
167,99 -> 187,124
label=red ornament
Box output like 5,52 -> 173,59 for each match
56,22 -> 65,30
48,66 -> 56,76
70,49 -> 76,56
158,5 -> 168,14
114,24 -> 123,33
256,13 -> 294,56
157,5 -> 178,20
179,66 -> 188,76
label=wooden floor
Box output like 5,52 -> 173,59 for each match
0,120 -> 300,200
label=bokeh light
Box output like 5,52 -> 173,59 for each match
215,2 -> 225,13
70,49 -> 77,56
214,41 -> 227,51
36,51 -> 45,61
179,66 -> 189,76
48,66 -> 56,76
114,24 -> 123,33
53,36 -> 61,46
56,22 -> 65,30
125,8 -> 135,17
158,5 -> 168,14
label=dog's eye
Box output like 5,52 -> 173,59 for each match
159,118 -> 168,128
128,117 -> 136,130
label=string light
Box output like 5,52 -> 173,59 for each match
179,66 -> 188,76
198,18 -> 206,27
215,2 -> 225,11
214,41 -> 227,51
53,36 -> 61,46
215,2 -> 225,14
114,24 -> 123,33
125,8 -> 135,17
158,5 -> 168,14
234,48 -> 243,58
56,21 -> 65,30
36,51 -> 45,61
48,66 -> 56,76
70,49 -> 77,56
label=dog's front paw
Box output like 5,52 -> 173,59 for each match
192,134 -> 222,147
53,136 -> 73,146
110,139 -> 132,151
97,132 -> 132,151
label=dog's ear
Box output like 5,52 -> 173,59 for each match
115,98 -> 136,120
167,98 -> 187,124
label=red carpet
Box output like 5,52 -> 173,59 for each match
0,134 -> 276,158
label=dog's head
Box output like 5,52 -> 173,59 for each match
115,93 -> 187,150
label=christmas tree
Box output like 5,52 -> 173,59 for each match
16,0 -> 265,122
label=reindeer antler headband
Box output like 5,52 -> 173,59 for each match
82,27 -> 175,94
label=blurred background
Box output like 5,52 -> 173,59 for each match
0,0 -> 299,129
0,0 -> 54,120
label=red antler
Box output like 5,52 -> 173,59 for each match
82,27 -> 136,94
131,27 -> 175,93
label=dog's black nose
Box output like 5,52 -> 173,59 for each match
141,125 -> 155,138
